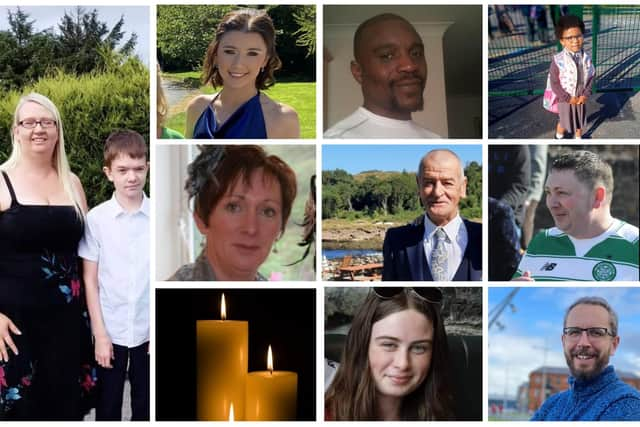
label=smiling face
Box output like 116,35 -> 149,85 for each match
368,309 -> 433,403
104,153 -> 148,202
196,168 -> 283,281
545,169 -> 597,238
352,17 -> 427,120
417,151 -> 467,226
13,101 -> 59,159
559,26 -> 584,53
562,304 -> 619,381
215,30 -> 269,90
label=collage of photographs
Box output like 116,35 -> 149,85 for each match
0,1 -> 638,425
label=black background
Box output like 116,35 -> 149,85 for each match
155,288 -> 316,421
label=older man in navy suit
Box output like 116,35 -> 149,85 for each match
383,149 -> 482,281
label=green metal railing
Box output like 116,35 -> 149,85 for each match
489,5 -> 640,96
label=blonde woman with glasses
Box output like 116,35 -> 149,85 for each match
0,93 -> 95,420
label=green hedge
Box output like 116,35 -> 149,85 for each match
0,58 -> 149,209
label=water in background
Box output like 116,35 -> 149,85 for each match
323,249 -> 382,260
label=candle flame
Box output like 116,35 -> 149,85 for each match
267,345 -> 273,374
221,293 -> 226,320
229,402 -> 234,421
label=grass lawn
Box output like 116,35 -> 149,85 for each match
163,71 -> 315,138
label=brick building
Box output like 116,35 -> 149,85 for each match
528,366 -> 640,412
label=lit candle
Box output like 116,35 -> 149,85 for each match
245,345 -> 298,420
229,403 -> 234,421
197,294 -> 248,420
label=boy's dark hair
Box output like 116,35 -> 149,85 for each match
555,15 -> 585,40
104,130 -> 148,168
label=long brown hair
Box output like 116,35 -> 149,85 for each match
202,8 -> 282,90
325,289 -> 454,420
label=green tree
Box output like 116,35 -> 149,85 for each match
460,161 -> 482,219
0,8 -> 59,91
292,5 -> 315,57
157,5 -> 234,71
322,169 -> 356,216
388,172 -> 418,214
0,7 -> 138,92
322,186 -> 339,219
57,7 -> 138,74
7,8 -> 35,47
353,175 -> 378,213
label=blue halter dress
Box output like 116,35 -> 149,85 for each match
192,92 -> 267,139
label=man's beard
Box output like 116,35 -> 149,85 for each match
391,94 -> 424,113
389,77 -> 425,113
564,346 -> 609,382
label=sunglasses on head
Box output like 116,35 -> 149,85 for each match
372,287 -> 443,304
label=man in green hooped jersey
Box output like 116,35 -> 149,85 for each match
513,150 -> 638,281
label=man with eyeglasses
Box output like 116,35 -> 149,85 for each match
382,149 -> 481,281
513,150 -> 639,281
531,296 -> 640,421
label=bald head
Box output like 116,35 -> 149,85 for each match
350,13 -> 427,120
416,149 -> 467,226
353,13 -> 418,62
418,149 -> 464,180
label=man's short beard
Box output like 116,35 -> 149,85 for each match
391,94 -> 424,113
564,349 -> 609,382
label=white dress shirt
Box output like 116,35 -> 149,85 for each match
79,193 -> 150,347
422,213 -> 468,281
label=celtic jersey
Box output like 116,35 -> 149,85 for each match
513,219 -> 639,281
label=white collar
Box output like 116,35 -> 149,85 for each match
106,192 -> 150,218
423,213 -> 463,241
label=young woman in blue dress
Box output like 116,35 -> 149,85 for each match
185,9 -> 300,139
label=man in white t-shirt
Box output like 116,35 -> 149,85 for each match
513,150 -> 639,281
324,13 -> 440,139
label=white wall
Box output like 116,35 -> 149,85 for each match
156,144 -> 192,280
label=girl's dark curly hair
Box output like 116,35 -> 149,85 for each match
554,15 -> 585,40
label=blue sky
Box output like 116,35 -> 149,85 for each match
0,6 -> 149,66
322,144 -> 482,174
488,287 -> 640,398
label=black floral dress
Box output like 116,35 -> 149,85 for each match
0,171 -> 96,420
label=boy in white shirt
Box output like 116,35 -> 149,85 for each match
79,130 -> 150,420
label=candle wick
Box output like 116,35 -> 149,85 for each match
269,368 -> 273,376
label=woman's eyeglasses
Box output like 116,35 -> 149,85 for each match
372,287 -> 443,304
19,119 -> 57,129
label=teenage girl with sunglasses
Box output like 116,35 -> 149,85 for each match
325,287 -> 454,420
